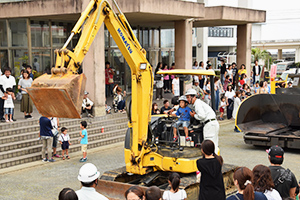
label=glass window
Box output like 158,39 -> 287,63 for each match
31,21 -> 50,47
11,49 -> 28,77
142,29 -> 149,48
149,29 -> 159,48
110,49 -> 125,86
0,50 -> 8,72
32,49 -> 51,74
161,29 -> 174,48
0,21 -> 7,47
10,19 -> 27,47
161,51 -> 169,66
52,22 -> 67,48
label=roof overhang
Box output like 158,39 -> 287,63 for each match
193,6 -> 266,27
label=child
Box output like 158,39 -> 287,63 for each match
145,186 -> 162,200
223,75 -> 231,91
254,81 -> 260,94
240,90 -> 247,101
171,96 -> 192,142
2,88 -> 15,122
245,88 -> 252,97
219,96 -> 226,121
79,121 -> 88,162
162,173 -> 187,200
152,103 -> 160,115
58,127 -> 71,160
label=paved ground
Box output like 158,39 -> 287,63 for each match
1,120 -> 300,200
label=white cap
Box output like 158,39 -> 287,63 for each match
178,95 -> 188,102
84,91 -> 89,95
78,163 -> 100,182
185,88 -> 197,96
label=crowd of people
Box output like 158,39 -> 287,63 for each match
57,143 -> 299,200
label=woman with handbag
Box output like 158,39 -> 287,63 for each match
18,70 -> 33,119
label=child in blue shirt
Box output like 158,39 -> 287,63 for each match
171,96 -> 192,142
79,121 -> 88,162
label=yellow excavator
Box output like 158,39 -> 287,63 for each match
27,0 -> 236,199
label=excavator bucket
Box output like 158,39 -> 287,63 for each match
27,73 -> 86,118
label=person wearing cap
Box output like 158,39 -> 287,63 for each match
76,163 -> 108,200
268,145 -> 298,199
185,88 -> 219,154
82,91 -> 94,118
192,80 -> 204,99
170,95 -> 192,142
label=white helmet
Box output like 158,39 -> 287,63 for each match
178,95 -> 188,103
185,88 -> 197,96
78,163 -> 100,182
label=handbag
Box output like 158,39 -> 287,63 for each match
16,92 -> 22,101
108,78 -> 114,83
52,128 -> 59,137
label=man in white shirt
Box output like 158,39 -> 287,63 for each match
82,91 -> 94,118
0,68 -> 16,121
185,88 -> 219,154
76,163 -> 108,200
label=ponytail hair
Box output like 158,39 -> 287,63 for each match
168,172 -> 180,192
201,140 -> 223,166
233,167 -> 254,200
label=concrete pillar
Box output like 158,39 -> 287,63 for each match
237,24 -> 252,78
175,20 -> 193,69
295,48 -> 300,62
82,23 -> 106,116
278,49 -> 283,60
196,27 -> 208,65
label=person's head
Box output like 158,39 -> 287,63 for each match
163,100 -> 169,108
152,103 -> 158,111
80,121 -> 87,129
171,96 -> 179,106
168,172 -> 181,192
6,87 -> 13,95
240,73 -> 246,80
171,63 -> 175,69
163,63 -> 168,70
125,186 -> 145,200
233,167 -> 254,200
259,81 -> 264,88
241,90 -> 246,96
185,88 -> 197,104
240,64 -> 245,69
254,60 -> 258,65
206,60 -> 211,65
105,61 -> 110,68
252,164 -> 274,193
228,65 -> 232,70
4,68 -> 11,77
193,61 -> 198,67
207,64 -> 212,69
221,96 -> 225,102
116,87 -> 122,94
145,186 -> 162,200
61,127 -> 68,135
243,84 -> 249,90
199,61 -> 204,67
236,91 -> 241,98
22,70 -> 29,79
227,84 -> 232,91
263,81 -> 268,87
26,65 -> 32,73
288,81 -> 292,86
221,60 -> 224,64
281,82 -> 286,88
267,145 -> 284,165
201,139 -> 223,165
194,80 -> 199,86
206,78 -> 210,84
83,91 -> 89,99
225,75 -> 230,80
232,62 -> 236,68
214,77 -> 219,83
178,96 -> 188,108
255,81 -> 259,86
58,188 -> 78,200
77,163 -> 100,188
246,88 -> 251,93
34,58 -> 38,62
278,77 -> 283,81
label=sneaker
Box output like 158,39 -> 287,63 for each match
62,156 -> 65,160
156,98 -> 159,101
12,119 -> 16,121
162,98 -> 165,100
53,154 -> 61,158
25,115 -> 29,119
6,120 -> 9,123
173,136 -> 178,142
27,115 -> 33,119
48,158 -> 55,162
10,119 -> 13,122
80,157 -> 87,162
42,158 -> 48,162
186,137 -> 191,142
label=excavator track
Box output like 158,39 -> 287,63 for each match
97,164 -> 237,200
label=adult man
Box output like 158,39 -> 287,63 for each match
105,61 -> 114,98
76,163 -> 108,200
39,116 -> 55,162
220,60 -> 227,85
252,60 -> 261,85
268,145 -> 297,199
0,68 -> 16,121
82,91 -> 94,118
231,62 -> 238,90
160,100 -> 172,114
185,88 -> 219,153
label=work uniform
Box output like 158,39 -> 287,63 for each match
192,99 -> 219,153
76,187 -> 108,200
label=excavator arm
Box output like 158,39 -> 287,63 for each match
28,0 -> 198,175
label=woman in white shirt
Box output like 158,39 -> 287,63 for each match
163,173 -> 187,200
18,70 -> 33,119
252,165 -> 282,200
227,65 -> 233,82
232,91 -> 241,132
225,85 -> 235,119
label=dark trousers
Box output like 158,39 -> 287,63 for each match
0,98 -> 4,120
117,100 -> 125,110
164,80 -> 170,91
81,106 -> 93,115
215,89 -> 220,111
156,88 -> 163,99
105,84 -> 114,97
227,99 -> 234,119
199,79 -> 205,89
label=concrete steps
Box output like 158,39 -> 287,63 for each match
0,114 -> 128,169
